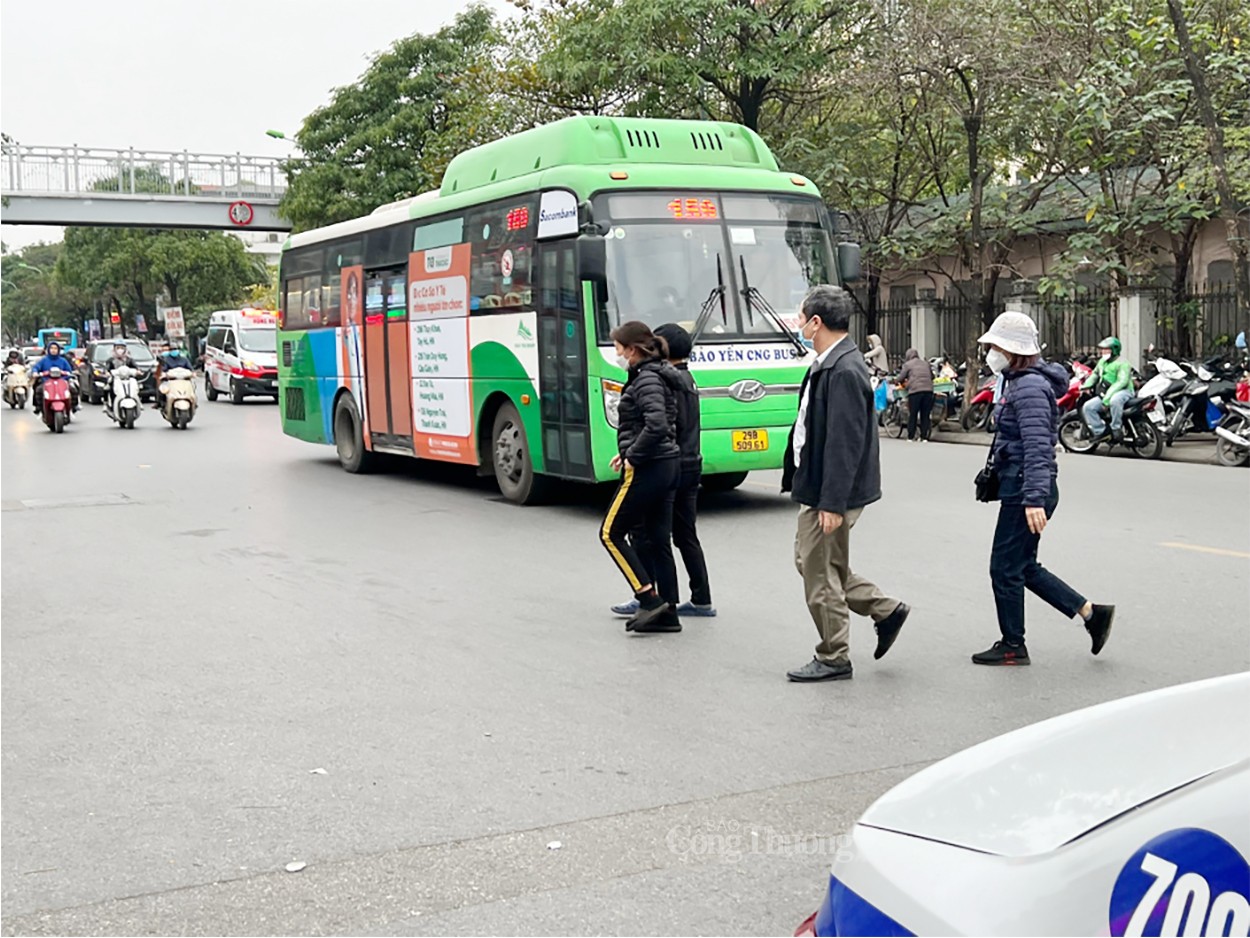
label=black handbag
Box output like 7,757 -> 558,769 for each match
974,428 -> 1001,502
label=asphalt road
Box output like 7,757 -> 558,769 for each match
3,390 -> 1248,936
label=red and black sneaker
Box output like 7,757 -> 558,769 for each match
971,640 -> 1031,666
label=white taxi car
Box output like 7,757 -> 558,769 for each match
795,672 -> 1250,937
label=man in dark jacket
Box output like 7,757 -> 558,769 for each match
781,286 -> 909,682
610,324 -> 715,619
896,348 -> 935,441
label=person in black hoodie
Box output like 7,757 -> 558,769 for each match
609,323 -> 715,620
600,321 -> 682,633
972,313 -> 1115,665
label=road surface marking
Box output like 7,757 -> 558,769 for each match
1159,541 -> 1250,559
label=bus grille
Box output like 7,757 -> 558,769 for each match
281,341 -> 294,367
284,386 -> 305,422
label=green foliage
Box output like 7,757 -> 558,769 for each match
262,0 -> 1246,325
1,242 -> 93,344
279,5 -> 524,231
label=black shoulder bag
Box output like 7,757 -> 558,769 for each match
974,425 -> 1001,502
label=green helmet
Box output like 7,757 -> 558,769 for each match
1098,336 -> 1122,358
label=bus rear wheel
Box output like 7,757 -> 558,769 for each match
334,396 -> 377,474
701,471 -> 749,493
492,402 -> 545,504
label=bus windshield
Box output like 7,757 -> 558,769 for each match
593,191 -> 835,343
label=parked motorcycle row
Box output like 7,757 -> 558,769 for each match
872,337 -> 1250,468
1113,346 -> 1250,468
1,360 -> 199,434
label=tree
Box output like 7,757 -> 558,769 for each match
512,0 -> 863,132
868,0 -> 1085,391
779,0 -> 958,334
57,228 -> 267,339
280,5 -> 522,231
1165,0 -> 1250,318
1,242 -> 93,344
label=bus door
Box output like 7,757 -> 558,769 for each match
362,266 -> 414,448
536,243 -> 592,478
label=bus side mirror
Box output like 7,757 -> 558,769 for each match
577,235 -> 607,287
837,242 -> 862,285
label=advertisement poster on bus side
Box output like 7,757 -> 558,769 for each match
408,243 -> 475,464
339,264 -> 369,446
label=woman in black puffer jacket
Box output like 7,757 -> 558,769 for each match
972,312 -> 1115,666
600,321 -> 681,633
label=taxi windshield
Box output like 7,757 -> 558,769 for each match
593,191 -> 835,343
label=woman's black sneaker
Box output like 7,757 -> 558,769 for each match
630,606 -> 681,633
971,641 -> 1030,666
624,593 -> 668,631
1085,604 -> 1115,655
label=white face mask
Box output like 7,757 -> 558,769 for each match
986,349 -> 1010,374
615,354 -> 631,370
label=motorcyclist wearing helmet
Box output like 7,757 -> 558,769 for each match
154,345 -> 193,410
5,349 -> 22,367
30,341 -> 81,413
105,341 -> 139,411
1081,336 -> 1134,441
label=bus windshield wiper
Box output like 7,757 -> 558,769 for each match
737,255 -> 808,358
689,253 -> 727,349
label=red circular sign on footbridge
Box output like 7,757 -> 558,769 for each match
228,200 -> 255,226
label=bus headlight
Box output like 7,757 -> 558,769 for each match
602,379 -> 623,428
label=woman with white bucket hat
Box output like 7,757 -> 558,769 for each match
971,312 -> 1115,666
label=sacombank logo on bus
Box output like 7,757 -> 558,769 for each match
537,190 -> 579,239
540,206 -> 576,226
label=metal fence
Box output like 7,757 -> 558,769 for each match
2,143 -> 285,200
1038,290 -> 1116,360
877,296 -> 913,369
938,295 -> 978,361
1154,285 -> 1245,359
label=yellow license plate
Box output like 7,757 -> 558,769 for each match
732,429 -> 769,452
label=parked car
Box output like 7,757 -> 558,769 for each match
77,339 -> 158,404
794,672 -> 1250,937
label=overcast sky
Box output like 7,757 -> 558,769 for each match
1,0 -> 511,251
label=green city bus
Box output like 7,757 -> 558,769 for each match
276,115 -> 860,503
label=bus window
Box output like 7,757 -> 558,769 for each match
284,278 -> 308,329
304,275 -> 323,326
467,197 -> 537,312
366,223 -> 414,268
321,238 -> 363,328
414,216 -> 464,252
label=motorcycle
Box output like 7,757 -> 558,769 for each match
1161,359 -> 1239,446
1055,360 -> 1093,415
1058,388 -> 1164,459
961,374 -> 999,433
1214,399 -> 1250,468
158,367 -> 197,429
3,363 -> 31,409
36,368 -> 73,433
102,366 -> 142,429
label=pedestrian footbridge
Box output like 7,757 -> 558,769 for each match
1,143 -> 290,231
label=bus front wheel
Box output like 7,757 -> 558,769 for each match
335,396 -> 377,474
701,471 -> 749,493
492,403 -> 545,504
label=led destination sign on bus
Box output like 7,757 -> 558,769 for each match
667,198 -> 719,220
